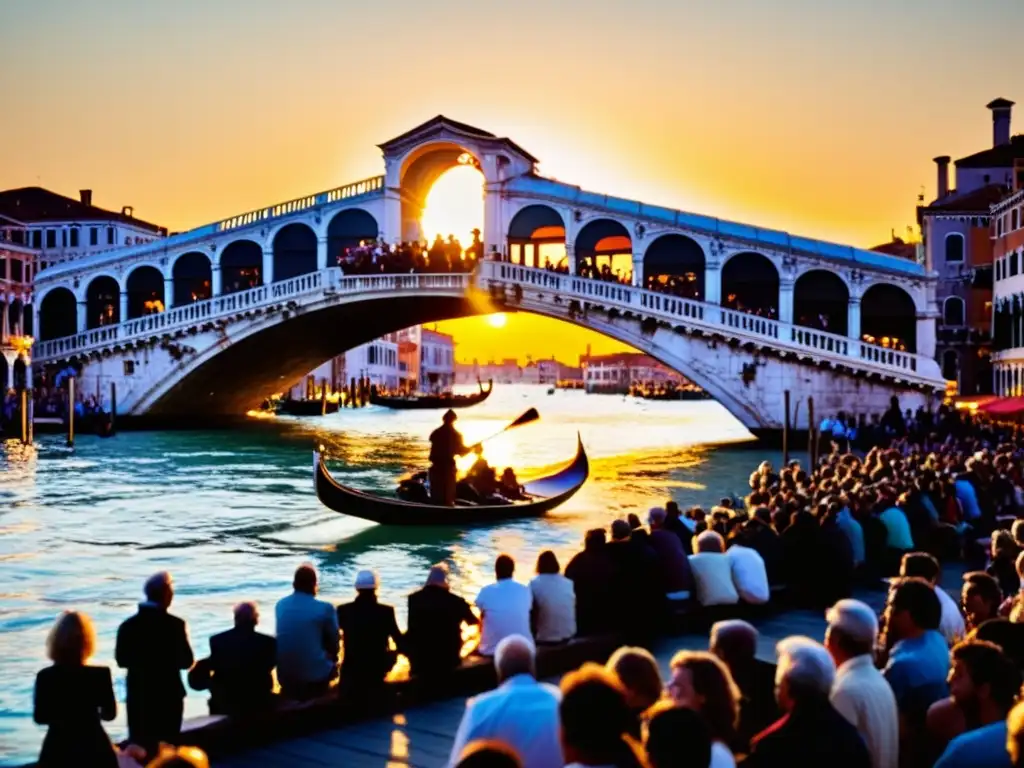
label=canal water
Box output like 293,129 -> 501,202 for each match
0,385 -> 784,765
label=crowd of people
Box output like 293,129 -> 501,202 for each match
337,232 -> 484,276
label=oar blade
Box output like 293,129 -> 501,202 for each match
508,407 -> 540,429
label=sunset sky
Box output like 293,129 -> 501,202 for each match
4,0 -> 1024,363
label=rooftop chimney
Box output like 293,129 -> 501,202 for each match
79,189 -> 92,206
933,155 -> 950,199
987,98 -> 1014,147
121,205 -> 134,218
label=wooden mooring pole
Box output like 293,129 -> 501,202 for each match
109,382 -> 117,435
807,396 -> 815,468
782,389 -> 790,466
20,389 -> 28,445
67,377 -> 76,447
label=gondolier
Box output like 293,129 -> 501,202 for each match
428,409 -> 469,506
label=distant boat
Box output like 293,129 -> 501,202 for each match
369,380 -> 493,411
277,399 -> 340,417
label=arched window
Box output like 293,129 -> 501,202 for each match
1012,251 -> 1020,277
945,233 -> 965,264
942,296 -> 965,326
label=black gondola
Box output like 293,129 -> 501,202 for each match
277,399 -> 340,417
369,380 -> 493,410
313,435 -> 589,526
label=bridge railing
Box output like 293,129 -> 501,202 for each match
479,261 -> 930,378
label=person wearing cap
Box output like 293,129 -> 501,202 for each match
406,564 -> 478,678
825,599 -> 899,768
336,569 -> 404,695
429,409 -> 469,506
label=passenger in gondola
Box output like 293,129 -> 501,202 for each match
466,446 -> 498,499
500,468 -> 525,500
429,410 -> 470,506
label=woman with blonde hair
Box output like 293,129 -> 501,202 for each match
34,611 -> 118,767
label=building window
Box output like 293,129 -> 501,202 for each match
945,233 -> 964,263
32,230 -> 41,248
1014,209 -> 1020,231
70,228 -> 79,247
46,229 -> 56,249
1012,251 -> 1020,277
942,296 -> 965,326
90,227 -> 98,246
107,227 -> 115,245
124,360 -> 136,376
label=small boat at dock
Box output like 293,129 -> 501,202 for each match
369,380 -> 493,411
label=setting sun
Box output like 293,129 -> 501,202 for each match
420,165 -> 484,247
486,313 -> 507,329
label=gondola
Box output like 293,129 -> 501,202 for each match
313,435 -> 589,526
277,399 -> 340,417
368,380 -> 493,411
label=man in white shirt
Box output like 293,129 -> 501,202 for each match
688,530 -> 740,606
448,634 -> 562,768
725,541 -> 769,604
475,554 -> 532,656
825,599 -> 899,768
274,564 -> 339,700
900,553 -> 965,645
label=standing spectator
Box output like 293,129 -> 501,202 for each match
34,611 -> 118,768
725,537 -> 769,605
274,564 -> 339,700
565,529 -> 617,634
336,569 -> 404,694
558,664 -> 646,768
709,620 -> 778,748
115,571 -> 194,757
825,599 -> 899,768
528,551 -> 576,645
475,555 -> 532,657
448,635 -> 562,768
667,651 -> 741,766
688,531 -> 740,607
961,571 -> 1002,631
406,564 -> 477,678
648,507 -> 694,600
203,602 -> 276,716
900,553 -> 965,646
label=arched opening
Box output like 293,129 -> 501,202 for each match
403,145 -> 483,247
220,240 -> 263,295
945,233 -> 965,264
13,357 -> 27,390
575,219 -> 632,282
125,265 -> 165,319
861,283 -> 917,353
85,276 -> 120,329
643,234 -> 705,300
793,269 -> 849,335
172,251 -> 212,307
39,288 -> 77,341
722,252 -> 779,317
23,303 -> 32,337
7,299 -> 24,336
506,205 -> 566,270
272,223 -> 317,281
942,349 -> 960,382
419,164 -> 484,263
942,296 -> 965,326
327,209 -> 379,266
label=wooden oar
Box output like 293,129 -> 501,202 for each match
469,407 -> 539,451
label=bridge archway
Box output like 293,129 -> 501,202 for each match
85,275 -> 120,329
172,252 -> 212,307
220,240 -> 263,295
39,288 -> 77,341
126,265 -> 165,319
398,143 -> 484,244
327,209 -> 378,265
722,252 -> 778,317
861,283 -> 916,353
794,269 -> 849,335
273,223 -> 317,281
575,219 -> 632,282
643,234 -> 705,300
507,205 -> 566,269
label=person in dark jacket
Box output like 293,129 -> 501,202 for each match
606,519 -> 661,642
336,569 -> 404,694
202,602 -> 277,716
746,636 -> 870,768
663,500 -> 694,553
115,571 -> 194,758
35,611 -> 118,768
429,410 -> 469,506
406,564 -> 478,677
565,528 -> 617,634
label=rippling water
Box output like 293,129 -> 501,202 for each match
0,385 -> 787,765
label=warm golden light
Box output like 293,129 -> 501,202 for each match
420,165 -> 484,247
486,313 -> 507,329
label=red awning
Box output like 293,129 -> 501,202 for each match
977,396 -> 1024,416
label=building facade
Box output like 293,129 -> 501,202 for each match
581,352 -> 686,394
990,176 -> 1024,395
1,218 -> 37,391
419,328 -> 455,391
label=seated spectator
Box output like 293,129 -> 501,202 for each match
724,536 -> 769,605
735,507 -> 785,586
607,519 -> 662,643
565,528 -> 617,635
475,555 -> 532,657
987,530 -> 1021,598
879,494 -> 915,557
648,507 -> 694,600
448,635 -> 562,768
605,647 -> 663,736
709,620 -> 777,748
667,651 -> 741,766
961,571 -> 1002,631
275,564 -> 339,700
970,617 -> 1024,668
454,740 -> 522,768
746,637 -> 870,768
900,552 -> 965,646
825,599 -> 899,768
529,551 -> 576,644
644,702 -> 712,768
558,663 -> 645,768
34,611 -> 118,768
406,564 -> 478,677
688,531 -> 740,607
663,500 -> 694,552
336,569 -> 404,693
203,602 -> 276,716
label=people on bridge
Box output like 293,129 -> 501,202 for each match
429,409 -> 470,506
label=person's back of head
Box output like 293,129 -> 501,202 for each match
455,740 -> 523,768
610,519 -> 632,542
900,552 -> 940,585
665,500 -> 680,519
535,550 -> 560,575
494,554 -> 515,581
606,646 -> 662,713
709,619 -> 758,673
645,702 -> 712,768
144,571 -> 174,608
585,528 -> 607,551
293,564 -> 318,595
233,602 -> 259,629
494,635 -> 535,684
560,663 -> 644,768
824,599 -> 878,663
425,563 -> 450,589
648,507 -> 666,529
774,636 -> 836,713
47,611 -> 95,666
694,530 -> 725,554
888,576 -> 942,633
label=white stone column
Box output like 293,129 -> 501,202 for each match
704,262 -> 722,305
778,279 -> 795,324
0,301 -> 8,342
211,265 -> 222,296
916,312 -> 938,359
23,356 -> 33,390
847,297 -> 861,342
262,249 -> 274,285
119,292 -> 128,324
317,236 -> 329,271
565,243 -> 576,275
164,277 -> 175,309
631,252 -> 644,287
3,351 -> 14,390
77,302 -> 87,333
381,189 -> 403,245
483,185 -> 503,257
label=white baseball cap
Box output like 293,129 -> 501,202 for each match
354,569 -> 379,590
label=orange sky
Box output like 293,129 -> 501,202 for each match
3,1 -> 1024,363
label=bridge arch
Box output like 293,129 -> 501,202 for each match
327,208 -> 379,265
643,233 -> 705,300
722,251 -> 779,317
125,265 -> 165,319
220,240 -> 263,295
507,204 -> 566,269
398,141 -> 484,243
273,223 -> 317,281
575,218 -> 632,281
172,251 -> 213,307
861,282 -> 916,353
793,269 -> 849,335
38,287 -> 77,341
85,275 -> 121,329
